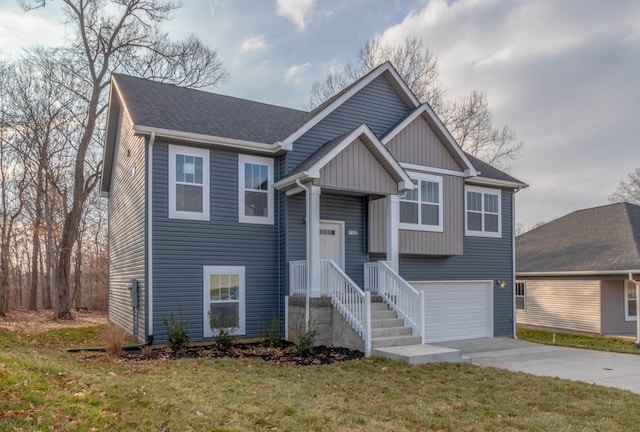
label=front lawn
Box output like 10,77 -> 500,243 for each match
2,326 -> 640,431
517,326 -> 640,355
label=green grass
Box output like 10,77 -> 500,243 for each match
2,326 -> 640,431
517,326 -> 640,355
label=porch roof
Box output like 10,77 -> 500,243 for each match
274,124 -> 415,195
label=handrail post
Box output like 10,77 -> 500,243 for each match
365,291 -> 371,357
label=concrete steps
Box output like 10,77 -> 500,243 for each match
368,298 -> 466,364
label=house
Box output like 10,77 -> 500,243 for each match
100,62 -> 527,356
516,202 -> 640,340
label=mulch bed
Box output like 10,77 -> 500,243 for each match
85,341 -> 364,366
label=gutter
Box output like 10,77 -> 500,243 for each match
133,125 -> 290,153
465,177 -> 529,190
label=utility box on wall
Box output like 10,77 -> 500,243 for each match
128,279 -> 139,308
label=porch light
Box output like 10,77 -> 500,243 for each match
495,280 -> 506,289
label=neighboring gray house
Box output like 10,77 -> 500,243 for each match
101,62 -> 527,355
516,202 -> 640,339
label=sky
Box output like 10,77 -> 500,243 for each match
0,0 -> 638,230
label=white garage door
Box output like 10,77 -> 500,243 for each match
411,281 -> 493,343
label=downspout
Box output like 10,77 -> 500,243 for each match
295,179 -> 311,332
629,273 -> 640,345
146,132 -> 156,342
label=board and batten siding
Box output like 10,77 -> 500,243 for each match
286,75 -> 411,172
390,189 -> 515,337
516,279 -> 601,334
369,174 -> 464,256
386,115 -> 463,171
315,138 -> 397,195
600,279 -> 636,335
286,193 -> 367,288
152,142 -> 280,343
107,108 -> 147,342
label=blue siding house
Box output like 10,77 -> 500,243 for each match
101,62 -> 527,355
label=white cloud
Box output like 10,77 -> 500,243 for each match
240,35 -> 267,52
284,62 -> 311,85
0,10 -> 66,58
276,0 -> 314,30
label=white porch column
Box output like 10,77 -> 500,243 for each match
308,185 -> 322,297
385,194 -> 399,272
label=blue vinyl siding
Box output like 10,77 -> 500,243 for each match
388,190 -> 515,337
286,75 -> 411,172
287,193 -> 368,289
152,141 -> 280,343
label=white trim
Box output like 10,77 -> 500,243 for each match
385,195 -> 399,272
147,133 -> 156,337
238,154 -> 274,225
203,265 -> 246,337
517,270 -> 640,277
134,125 -> 286,154
398,172 -> 443,232
309,185 -> 322,297
381,104 -> 477,176
281,63 -> 419,149
624,280 -> 637,321
319,219 -> 345,270
168,145 -> 210,221
400,162 -> 466,177
466,176 -> 528,189
465,185 -> 502,238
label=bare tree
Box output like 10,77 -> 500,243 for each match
609,168 -> 640,205
308,36 -> 523,169
22,0 -> 228,319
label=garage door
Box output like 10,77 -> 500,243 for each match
411,281 -> 493,343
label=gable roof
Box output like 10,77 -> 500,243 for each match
112,73 -> 308,144
516,202 -> 640,274
280,62 -> 419,148
274,124 -> 414,193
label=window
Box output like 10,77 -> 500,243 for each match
203,266 -> 245,336
625,281 -> 637,321
238,154 -> 274,224
515,281 -> 526,310
465,186 -> 501,237
168,145 -> 209,221
399,173 -> 443,232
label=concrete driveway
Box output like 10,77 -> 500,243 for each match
436,338 -> 640,394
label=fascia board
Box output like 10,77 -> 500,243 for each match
465,176 -> 529,190
133,125 -> 283,154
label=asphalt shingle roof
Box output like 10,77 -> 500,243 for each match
465,153 -> 523,184
113,73 -> 309,144
516,202 -> 640,273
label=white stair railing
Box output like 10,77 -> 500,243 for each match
323,259 -> 371,356
364,262 -> 379,293
371,261 -> 424,342
289,260 -> 307,296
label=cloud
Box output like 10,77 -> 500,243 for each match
240,35 -> 267,52
276,0 -> 314,30
0,10 -> 66,58
284,62 -> 311,85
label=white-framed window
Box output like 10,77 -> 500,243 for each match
515,281 -> 526,310
203,266 -> 246,337
465,185 -> 501,238
168,145 -> 209,221
625,281 -> 637,321
238,154 -> 274,225
399,173 -> 443,232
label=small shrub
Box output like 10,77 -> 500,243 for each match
102,324 -> 127,357
209,312 -> 237,351
261,315 -> 282,347
296,322 -> 318,356
163,311 -> 189,352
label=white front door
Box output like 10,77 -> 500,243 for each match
319,220 -> 344,269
